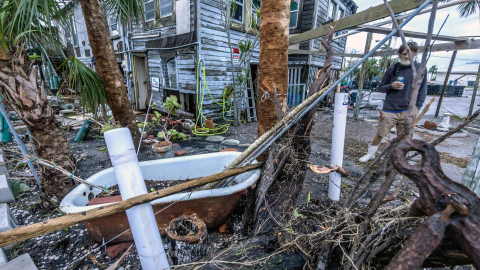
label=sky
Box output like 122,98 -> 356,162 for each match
345,0 -> 480,72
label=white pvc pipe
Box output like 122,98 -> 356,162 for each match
328,93 -> 349,201
104,128 -> 170,270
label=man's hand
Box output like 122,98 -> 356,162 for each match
391,82 -> 404,90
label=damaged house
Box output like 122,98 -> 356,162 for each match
61,0 -> 357,120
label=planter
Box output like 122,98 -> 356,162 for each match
59,152 -> 261,243
152,141 -> 173,159
424,121 -> 437,130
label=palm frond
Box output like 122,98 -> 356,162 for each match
102,0 -> 145,23
457,1 -> 479,17
0,0 -> 71,56
59,57 -> 108,115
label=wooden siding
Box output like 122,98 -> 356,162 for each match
198,0 -> 260,119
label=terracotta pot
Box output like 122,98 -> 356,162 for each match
205,118 -> 214,130
152,141 -> 173,159
424,121 -> 437,130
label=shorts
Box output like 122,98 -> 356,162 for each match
377,108 -> 418,138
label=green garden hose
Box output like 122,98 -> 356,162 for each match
193,60 -> 233,136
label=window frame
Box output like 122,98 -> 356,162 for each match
144,0 -> 155,22
328,0 -> 337,21
160,0 -> 173,18
110,15 -> 119,36
290,1 -> 299,29
162,57 -> 178,90
231,0 -> 245,24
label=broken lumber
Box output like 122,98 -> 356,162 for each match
0,162 -> 263,247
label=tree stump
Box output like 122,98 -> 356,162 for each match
165,215 -> 209,265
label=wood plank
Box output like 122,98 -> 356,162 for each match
462,136 -> 480,194
289,0 -> 423,45
371,39 -> 480,57
355,25 -> 467,42
288,49 -> 364,58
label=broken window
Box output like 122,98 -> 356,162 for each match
144,0 -> 155,21
110,16 -> 119,36
162,57 -> 177,89
232,0 -> 244,23
160,0 -> 173,18
328,0 -> 337,21
290,1 -> 299,29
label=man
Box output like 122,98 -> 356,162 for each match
359,41 -> 427,162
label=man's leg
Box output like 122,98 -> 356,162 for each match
359,112 -> 395,162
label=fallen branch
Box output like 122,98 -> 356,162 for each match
0,162 -> 263,247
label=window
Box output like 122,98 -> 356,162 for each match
252,0 -> 261,27
337,8 -> 344,21
252,0 -> 260,10
144,0 -> 155,21
335,8 -> 344,36
328,1 -> 337,21
290,1 -> 299,28
70,15 -> 79,47
162,57 -> 177,89
232,0 -> 244,23
110,16 -> 119,36
160,0 -> 173,18
468,81 -> 475,87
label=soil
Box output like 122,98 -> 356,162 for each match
95,180 -> 188,198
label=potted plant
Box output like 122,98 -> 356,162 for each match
151,96 -> 187,159
223,85 -> 234,100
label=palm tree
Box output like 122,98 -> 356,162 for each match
441,0 -> 479,17
429,64 -> 438,81
257,0 -> 290,160
0,0 -> 79,201
78,0 -> 142,145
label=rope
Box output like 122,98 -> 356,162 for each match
192,60 -> 233,136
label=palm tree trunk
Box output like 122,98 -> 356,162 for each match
78,0 -> 140,145
0,60 -> 76,201
257,0 -> 290,161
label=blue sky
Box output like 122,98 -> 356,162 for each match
345,0 -> 480,72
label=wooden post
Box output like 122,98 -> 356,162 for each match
354,32 -> 373,118
461,136 -> 480,194
435,50 -> 457,117
468,63 -> 480,117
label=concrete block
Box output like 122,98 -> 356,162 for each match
0,249 -> 6,266
0,175 -> 14,203
0,254 -> 37,270
0,204 -> 18,251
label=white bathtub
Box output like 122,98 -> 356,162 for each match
59,152 -> 261,243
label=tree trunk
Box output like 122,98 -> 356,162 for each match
78,0 -> 140,145
0,57 -> 76,201
257,0 -> 290,161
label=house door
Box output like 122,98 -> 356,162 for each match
133,56 -> 149,110
288,67 -> 306,107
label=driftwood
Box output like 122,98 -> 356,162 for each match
0,163 -> 263,247
389,139 -> 480,269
